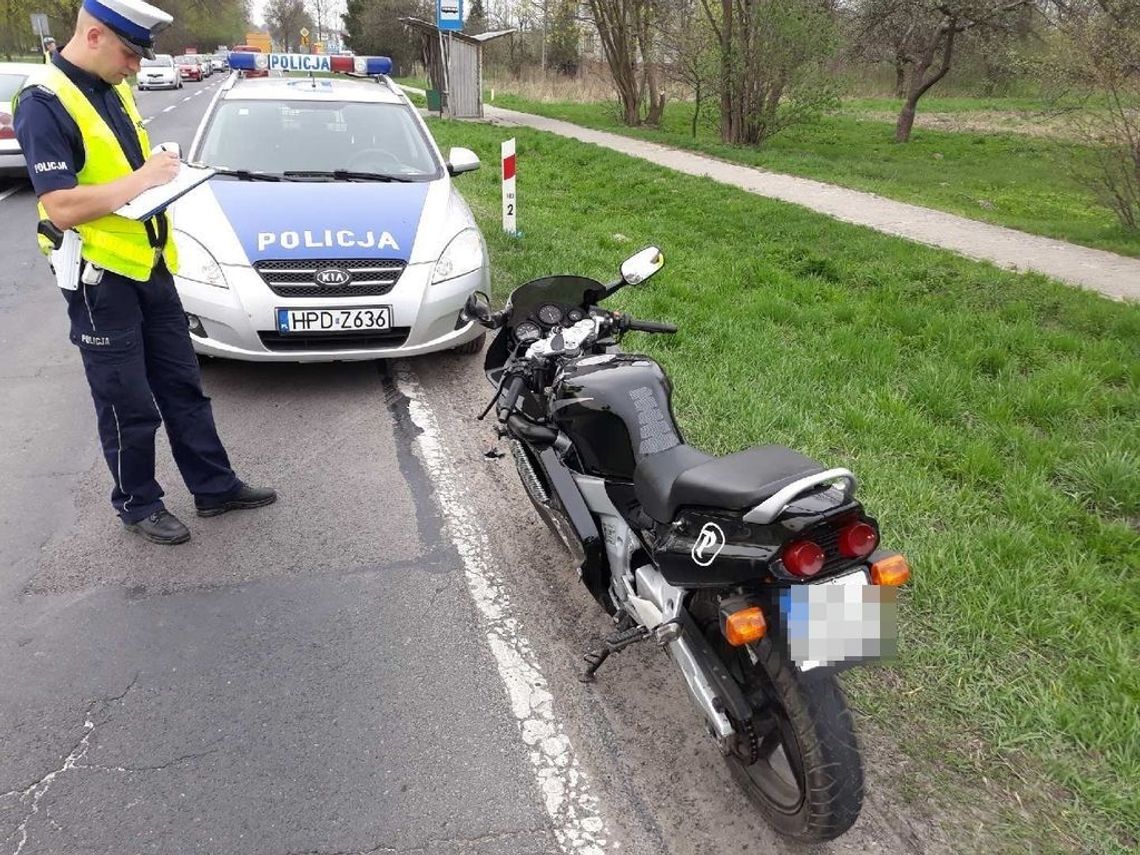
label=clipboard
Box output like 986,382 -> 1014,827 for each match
114,162 -> 216,221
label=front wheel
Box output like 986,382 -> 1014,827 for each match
451,331 -> 485,355
725,638 -> 864,842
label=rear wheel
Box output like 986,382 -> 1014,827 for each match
694,598 -> 864,842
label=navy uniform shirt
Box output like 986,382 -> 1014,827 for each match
14,52 -> 147,196
14,52 -> 166,247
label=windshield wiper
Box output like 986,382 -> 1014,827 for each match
209,167 -> 287,182
283,169 -> 415,183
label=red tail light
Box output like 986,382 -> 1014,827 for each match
838,521 -> 879,559
0,112 -> 14,141
782,540 -> 825,577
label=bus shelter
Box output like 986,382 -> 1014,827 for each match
400,18 -> 514,119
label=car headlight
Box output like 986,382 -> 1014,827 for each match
174,230 -> 229,289
432,228 -> 485,285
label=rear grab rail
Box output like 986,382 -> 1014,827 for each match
742,468 -> 858,524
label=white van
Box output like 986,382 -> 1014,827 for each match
138,54 -> 181,90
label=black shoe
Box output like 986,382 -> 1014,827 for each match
125,510 -> 191,545
195,483 -> 277,517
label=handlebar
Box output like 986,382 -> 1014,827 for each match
623,318 -> 677,334
501,375 -> 526,416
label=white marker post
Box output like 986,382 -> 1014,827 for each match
501,138 -> 517,235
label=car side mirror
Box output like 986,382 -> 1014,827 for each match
447,147 -> 480,176
620,246 -> 664,286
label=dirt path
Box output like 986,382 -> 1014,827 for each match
481,105 -> 1139,303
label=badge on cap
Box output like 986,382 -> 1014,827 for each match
82,0 -> 173,60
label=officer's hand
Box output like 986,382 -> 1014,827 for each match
138,151 -> 181,189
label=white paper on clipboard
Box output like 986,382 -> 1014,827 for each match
114,163 -> 216,221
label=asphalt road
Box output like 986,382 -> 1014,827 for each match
0,74 -> 934,855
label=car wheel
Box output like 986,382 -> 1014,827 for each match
451,331 -> 486,355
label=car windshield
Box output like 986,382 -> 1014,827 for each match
197,99 -> 442,179
141,55 -> 173,67
174,56 -> 193,64
0,74 -> 28,103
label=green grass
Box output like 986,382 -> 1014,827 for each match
392,75 -> 428,90
487,94 -> 1140,259
428,116 -> 1140,852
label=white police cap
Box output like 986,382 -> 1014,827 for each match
82,0 -> 173,60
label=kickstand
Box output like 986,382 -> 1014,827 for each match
580,616 -> 650,683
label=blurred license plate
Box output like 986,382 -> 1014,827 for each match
275,306 -> 391,333
782,569 -> 898,670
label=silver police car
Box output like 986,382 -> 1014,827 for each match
173,54 -> 488,361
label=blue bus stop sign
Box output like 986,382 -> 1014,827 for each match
437,0 -> 463,31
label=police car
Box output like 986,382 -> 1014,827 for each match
173,52 -> 488,361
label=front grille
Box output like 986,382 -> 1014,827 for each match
254,258 -> 406,298
258,328 -> 411,352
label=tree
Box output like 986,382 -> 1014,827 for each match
700,0 -> 839,146
1044,0 -> 1140,228
4,0 -> 250,58
854,0 -> 1034,143
466,0 -> 488,35
1,0 -> 38,59
585,0 -> 665,126
266,0 -> 313,52
658,0 -> 720,135
546,0 -> 581,75
157,0 -> 250,54
342,0 -> 426,74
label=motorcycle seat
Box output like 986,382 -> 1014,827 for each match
634,443 -> 826,523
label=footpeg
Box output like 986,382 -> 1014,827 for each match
580,621 -> 650,682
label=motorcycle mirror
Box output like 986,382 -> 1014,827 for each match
463,291 -> 493,325
620,246 -> 664,286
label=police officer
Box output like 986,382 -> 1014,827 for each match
13,0 -> 276,545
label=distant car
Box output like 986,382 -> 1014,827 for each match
137,54 -> 181,90
197,56 -> 212,77
0,62 -> 44,178
211,54 -> 227,72
172,53 -> 488,361
175,55 -> 202,81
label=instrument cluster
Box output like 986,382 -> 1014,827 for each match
514,303 -> 586,344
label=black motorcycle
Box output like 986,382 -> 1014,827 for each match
463,247 -> 910,843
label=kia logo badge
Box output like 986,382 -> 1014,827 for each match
314,267 -> 351,287
691,522 -> 726,567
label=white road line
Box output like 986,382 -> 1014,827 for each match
162,105 -> 175,113
395,367 -> 610,855
141,118 -> 152,125
181,95 -> 191,102
0,185 -> 21,203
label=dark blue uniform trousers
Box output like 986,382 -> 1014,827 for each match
63,263 -> 240,523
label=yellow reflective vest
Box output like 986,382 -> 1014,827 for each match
15,65 -> 179,281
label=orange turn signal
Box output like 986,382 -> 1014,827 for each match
871,554 -> 910,586
724,606 -> 767,646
